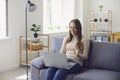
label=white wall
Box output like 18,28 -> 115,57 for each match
0,0 -> 43,72
0,0 -> 25,72
82,0 -> 90,38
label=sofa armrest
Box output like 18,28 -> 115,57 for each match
31,57 -> 46,70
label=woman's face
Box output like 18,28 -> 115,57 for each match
69,22 -> 77,35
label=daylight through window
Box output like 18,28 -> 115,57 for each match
43,0 -> 74,34
0,0 -> 8,39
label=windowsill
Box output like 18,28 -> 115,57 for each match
43,31 -> 68,35
42,31 -> 68,38
0,37 -> 10,41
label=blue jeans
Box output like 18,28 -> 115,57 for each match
45,60 -> 83,80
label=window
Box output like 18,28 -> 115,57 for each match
0,0 -> 8,39
43,0 -> 74,34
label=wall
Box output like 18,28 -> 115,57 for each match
82,0 -> 90,38
0,0 -> 25,72
0,0 -> 43,72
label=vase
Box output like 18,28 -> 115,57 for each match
94,18 -> 98,22
104,18 -> 108,22
99,18 -> 102,22
34,33 -> 38,38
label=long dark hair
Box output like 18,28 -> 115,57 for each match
67,19 -> 83,52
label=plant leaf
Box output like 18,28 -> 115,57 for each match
32,24 -> 37,27
30,28 -> 35,31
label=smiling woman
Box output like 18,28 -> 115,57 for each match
0,0 -> 8,39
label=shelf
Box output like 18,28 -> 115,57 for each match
90,31 -> 111,33
89,10 -> 112,42
21,49 -> 42,53
20,34 -> 49,67
90,21 -> 112,23
90,33 -> 108,36
20,61 -> 31,66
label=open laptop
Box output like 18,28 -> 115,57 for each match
42,52 -> 76,69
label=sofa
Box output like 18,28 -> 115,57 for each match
31,37 -> 120,80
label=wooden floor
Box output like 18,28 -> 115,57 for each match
0,67 -> 31,80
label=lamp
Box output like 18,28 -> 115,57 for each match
25,0 -> 36,80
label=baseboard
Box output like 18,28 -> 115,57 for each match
0,64 -> 19,72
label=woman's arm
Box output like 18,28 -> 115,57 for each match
79,39 -> 89,60
74,39 -> 89,60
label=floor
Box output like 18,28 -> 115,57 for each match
0,67 -> 31,80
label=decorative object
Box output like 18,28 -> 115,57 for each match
32,38 -> 39,43
30,24 -> 42,38
99,5 -> 103,11
94,18 -> 98,22
99,17 -> 102,22
25,0 -> 36,80
28,42 -> 43,51
104,18 -> 108,22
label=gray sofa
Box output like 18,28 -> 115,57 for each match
31,37 -> 120,80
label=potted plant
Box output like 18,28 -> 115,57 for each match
30,24 -> 42,38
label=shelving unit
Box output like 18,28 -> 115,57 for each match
89,10 -> 112,42
19,34 -> 49,67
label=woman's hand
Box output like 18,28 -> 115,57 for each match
73,45 -> 80,56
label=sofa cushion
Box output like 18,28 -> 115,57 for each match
89,42 -> 120,72
51,37 -> 63,52
73,69 -> 120,80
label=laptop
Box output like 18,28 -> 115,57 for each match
42,52 -> 76,69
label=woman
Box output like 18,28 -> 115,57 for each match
46,19 -> 89,80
